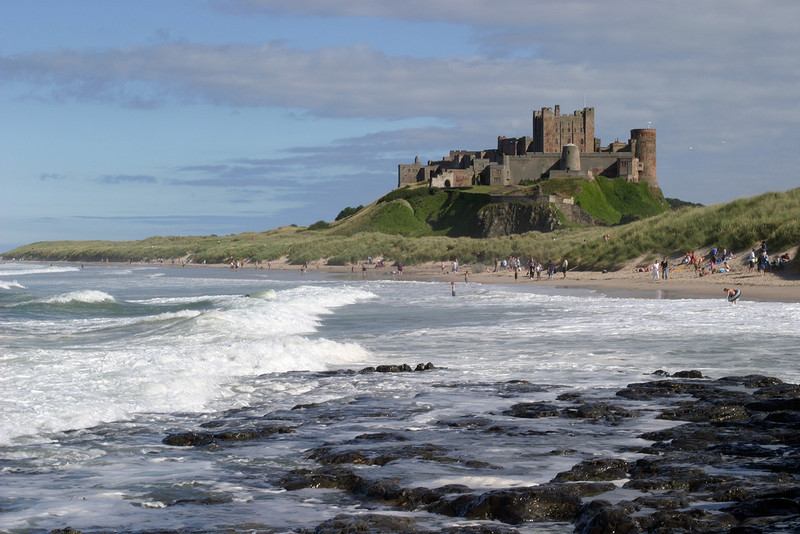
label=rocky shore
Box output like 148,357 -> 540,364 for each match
52,366 -> 798,533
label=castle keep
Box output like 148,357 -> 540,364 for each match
398,105 -> 657,190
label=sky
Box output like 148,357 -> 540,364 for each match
2,0 -> 799,252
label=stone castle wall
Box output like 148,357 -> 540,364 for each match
398,105 -> 657,190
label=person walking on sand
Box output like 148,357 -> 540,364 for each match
561,258 -> 568,279
652,259 -> 660,281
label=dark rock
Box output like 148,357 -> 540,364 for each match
358,362 -> 436,374
309,443 -> 465,467
474,202 -> 566,238
574,500 -> 639,534
162,425 -> 294,446
658,400 -> 750,422
313,513 -> 419,534
375,364 -> 412,372
724,497 -> 800,519
616,380 -> 718,400
632,493 -> 690,510
764,411 -> 800,425
437,416 -> 493,429
553,458 -> 630,482
429,485 -> 582,524
50,529 -> 83,534
708,441 -> 784,458
747,398 -> 800,412
503,402 -> 560,418
638,508 -> 726,532
672,369 -> 704,378
640,423 -> 739,451
752,382 -> 800,399
626,457 -> 737,493
561,403 -> 640,421
717,374 -> 784,388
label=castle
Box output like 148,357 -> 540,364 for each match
398,105 -> 657,190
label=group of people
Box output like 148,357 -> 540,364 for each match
650,258 -> 670,281
748,241 -> 789,275
521,257 -> 569,281
489,256 -> 569,281
675,248 -> 733,277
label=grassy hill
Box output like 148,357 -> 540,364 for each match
331,177 -> 668,237
4,187 -> 799,272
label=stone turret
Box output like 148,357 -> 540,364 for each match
562,144 -> 581,171
631,129 -> 657,188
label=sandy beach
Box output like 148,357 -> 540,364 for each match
18,250 -> 799,303
361,261 -> 800,302
201,252 -> 800,303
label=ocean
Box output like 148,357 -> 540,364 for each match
1,262 -> 799,533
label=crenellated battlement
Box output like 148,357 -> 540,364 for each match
399,105 -> 657,190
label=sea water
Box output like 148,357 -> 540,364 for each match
1,262 -> 799,533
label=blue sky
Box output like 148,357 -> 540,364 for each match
2,0 -> 799,252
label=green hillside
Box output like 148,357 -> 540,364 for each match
331,177 -> 667,237
537,176 -> 668,224
4,187 -> 799,272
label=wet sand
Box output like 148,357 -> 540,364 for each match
237,256 -> 800,303
23,253 -> 799,303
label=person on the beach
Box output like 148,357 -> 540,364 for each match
464,271 -> 469,284
562,258 -> 568,278
652,259 -> 660,281
757,250 -> 768,276
724,287 -> 741,306
451,281 -> 456,297
661,258 -> 669,280
748,249 -> 756,272
547,260 -> 554,278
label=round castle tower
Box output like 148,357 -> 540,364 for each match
562,143 -> 581,171
631,129 -> 657,188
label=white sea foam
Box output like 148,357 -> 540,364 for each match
0,283 -> 376,444
42,290 -> 116,304
0,280 -> 25,290
0,263 -> 80,277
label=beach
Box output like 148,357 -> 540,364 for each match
189,253 -> 800,303
2,261 -> 800,532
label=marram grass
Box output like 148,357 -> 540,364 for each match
5,188 -> 799,272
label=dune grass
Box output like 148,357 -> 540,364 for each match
5,188 -> 799,272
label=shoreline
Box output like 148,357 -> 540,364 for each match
6,256 -> 799,303
389,262 -> 800,303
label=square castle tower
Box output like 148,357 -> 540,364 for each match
398,106 -> 657,190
